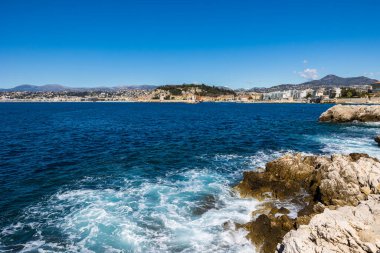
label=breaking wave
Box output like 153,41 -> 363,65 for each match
1,151 -> 286,253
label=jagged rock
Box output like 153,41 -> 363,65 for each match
235,153 -> 317,200
236,153 -> 380,207
271,207 -> 291,215
319,105 -> 380,122
316,154 -> 380,206
242,205 -> 319,253
250,202 -> 290,218
235,153 -> 380,253
278,195 -> 380,253
243,214 -> 295,253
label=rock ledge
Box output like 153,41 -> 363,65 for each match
319,105 -> 380,122
279,195 -> 380,253
235,153 -> 380,253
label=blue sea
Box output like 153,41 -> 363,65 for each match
0,103 -> 379,253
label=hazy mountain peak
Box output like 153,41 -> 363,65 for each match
0,84 -> 157,92
247,75 -> 378,93
320,74 -> 340,80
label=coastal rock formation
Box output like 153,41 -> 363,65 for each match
235,153 -> 380,253
242,212 -> 295,253
236,153 -> 380,207
279,195 -> 380,253
239,203 -> 325,253
317,154 -> 380,206
235,153 -> 317,200
319,105 -> 380,122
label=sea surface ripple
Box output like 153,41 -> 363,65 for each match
0,103 -> 379,252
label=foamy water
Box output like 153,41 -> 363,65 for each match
1,151 -> 288,253
1,103 -> 379,252
3,130 -> 378,252
314,123 -> 380,159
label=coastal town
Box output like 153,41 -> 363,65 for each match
1,75 -> 380,104
3,0 -> 380,252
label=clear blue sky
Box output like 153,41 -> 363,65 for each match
1,0 -> 379,88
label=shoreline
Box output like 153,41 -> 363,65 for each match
1,99 -> 380,105
234,152 -> 380,253
1,103 -> 379,252
234,105 -> 380,253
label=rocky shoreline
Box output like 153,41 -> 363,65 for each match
235,153 -> 380,253
280,195 -> 380,253
234,105 -> 380,253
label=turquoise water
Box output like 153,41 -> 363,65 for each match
0,103 -> 379,252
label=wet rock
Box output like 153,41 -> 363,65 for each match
222,220 -> 235,230
251,202 -> 276,217
279,195 -> 380,253
319,105 -> 380,122
192,195 -> 217,215
295,215 -> 312,228
236,153 -> 380,207
235,154 -> 317,200
375,135 -> 380,145
349,153 -> 370,161
244,214 -> 296,253
277,207 -> 290,215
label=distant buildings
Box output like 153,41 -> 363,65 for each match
0,89 -> 152,102
262,89 -> 308,101
260,87 -> 345,101
0,83 -> 376,103
262,91 -> 290,100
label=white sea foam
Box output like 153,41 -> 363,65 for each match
1,150 -> 290,253
5,138 -> 377,252
3,119 -> 380,252
351,121 -> 380,127
313,124 -> 380,159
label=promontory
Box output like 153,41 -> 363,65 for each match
319,104 -> 380,122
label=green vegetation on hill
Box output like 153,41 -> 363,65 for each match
340,88 -> 368,98
156,84 -> 236,97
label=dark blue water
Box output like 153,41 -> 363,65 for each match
0,103 -> 378,252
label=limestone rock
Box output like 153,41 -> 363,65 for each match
235,153 -> 380,253
278,195 -> 380,253
319,105 -> 380,122
316,154 -> 380,206
235,153 -> 317,200
236,153 -> 380,206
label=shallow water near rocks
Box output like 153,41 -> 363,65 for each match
0,103 -> 379,252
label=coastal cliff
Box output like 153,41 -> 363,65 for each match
319,105 -> 380,122
235,153 -> 380,253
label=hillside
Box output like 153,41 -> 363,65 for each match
248,75 -> 378,92
0,84 -> 157,92
0,84 -> 69,92
156,84 -> 236,97
300,75 -> 377,87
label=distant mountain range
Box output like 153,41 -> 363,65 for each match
0,84 -> 157,92
0,84 -> 68,92
247,75 -> 378,93
1,75 -> 378,93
